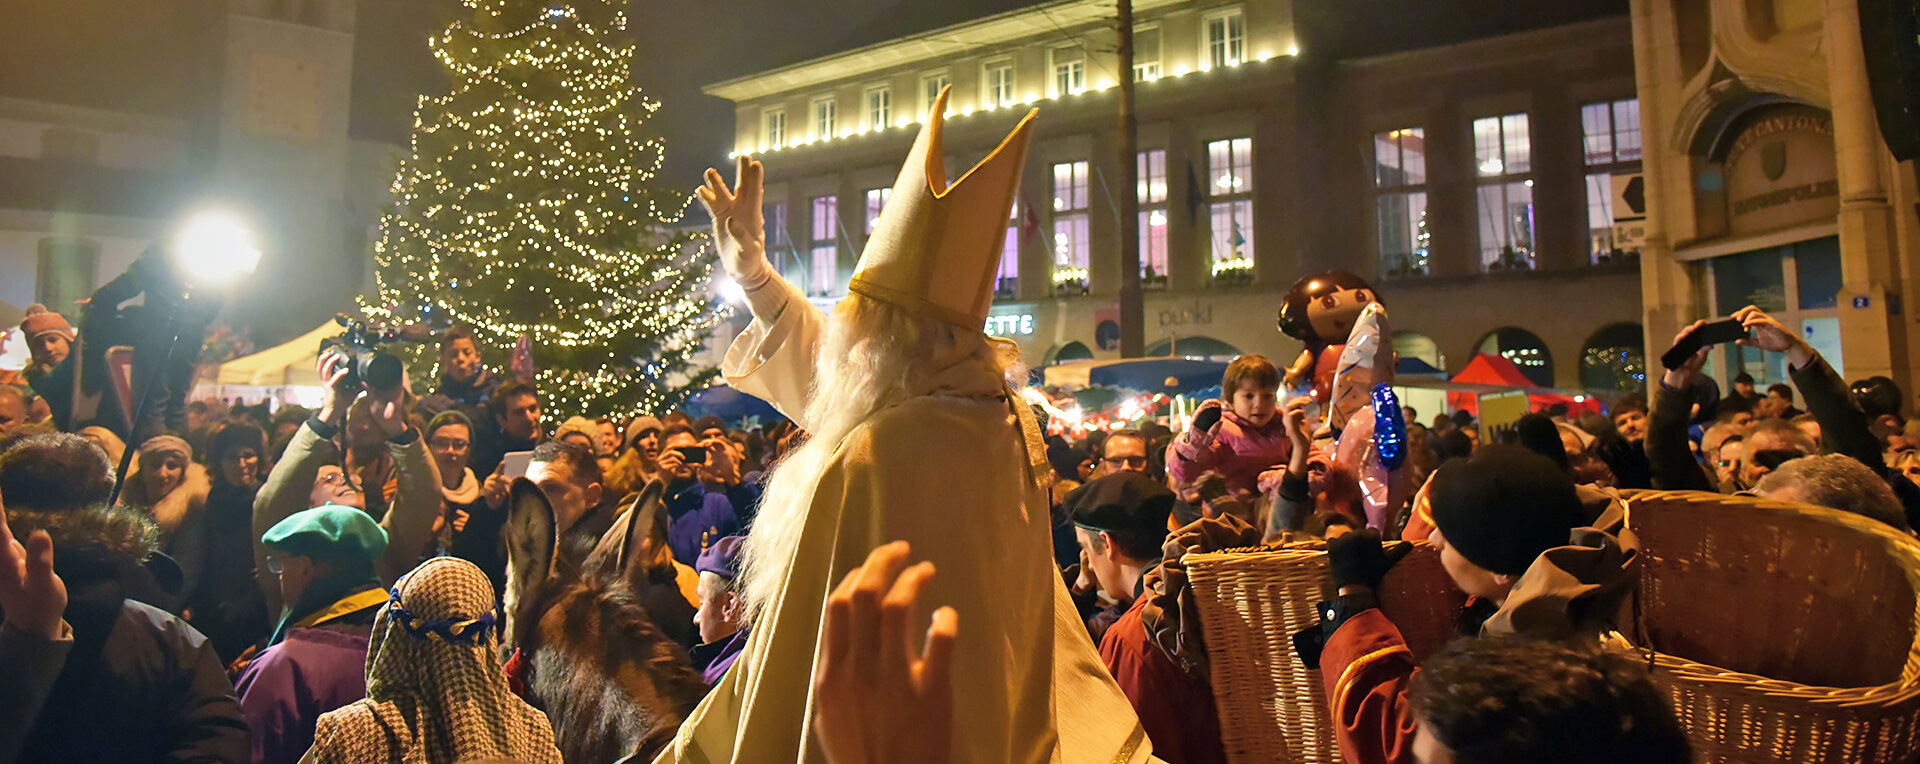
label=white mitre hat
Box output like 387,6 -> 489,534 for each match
846,86 -> 1038,330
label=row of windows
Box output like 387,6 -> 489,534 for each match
767,98 -> 1641,298
762,8 -> 1247,147
1375,98 -> 1643,278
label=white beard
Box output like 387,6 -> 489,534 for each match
739,296 -> 1016,622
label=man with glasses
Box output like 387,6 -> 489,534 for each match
252,349 -> 440,622
238,505 -> 391,764
1096,429 -> 1150,478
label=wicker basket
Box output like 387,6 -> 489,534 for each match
1185,540 -> 1465,764
1618,489 -> 1920,763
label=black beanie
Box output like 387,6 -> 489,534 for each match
1428,444 -> 1582,577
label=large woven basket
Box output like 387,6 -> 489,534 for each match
1185,540 -> 1465,764
1618,489 -> 1920,763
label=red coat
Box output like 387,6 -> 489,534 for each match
1319,608 -> 1419,764
1099,596 -> 1227,764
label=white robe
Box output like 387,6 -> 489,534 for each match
654,276 -> 1153,763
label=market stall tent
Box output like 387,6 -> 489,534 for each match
193,321 -> 345,407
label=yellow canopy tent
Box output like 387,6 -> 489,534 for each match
193,322 -> 346,407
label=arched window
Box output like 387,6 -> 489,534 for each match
1144,335 -> 1240,359
1475,327 -> 1553,387
1046,341 -> 1095,365
1580,324 -> 1646,392
1391,331 -> 1446,375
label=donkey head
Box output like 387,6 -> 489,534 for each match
504,479 -> 708,763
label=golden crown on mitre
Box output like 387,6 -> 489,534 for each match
846,86 -> 1038,331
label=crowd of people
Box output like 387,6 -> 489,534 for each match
5,141 -> 1920,764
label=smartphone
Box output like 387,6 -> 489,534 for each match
675,445 -> 709,464
500,450 -> 534,478
1661,318 -> 1750,369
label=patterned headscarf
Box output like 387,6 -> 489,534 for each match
304,557 -> 562,764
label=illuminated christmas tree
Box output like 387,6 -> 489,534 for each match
366,0 -> 719,417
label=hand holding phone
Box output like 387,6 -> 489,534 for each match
1661,318 -> 1749,370
500,450 -> 534,479
674,445 -> 709,465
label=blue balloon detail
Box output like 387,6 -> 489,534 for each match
1372,383 -> 1407,470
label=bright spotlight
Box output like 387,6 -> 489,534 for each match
717,277 -> 747,305
174,212 -> 262,288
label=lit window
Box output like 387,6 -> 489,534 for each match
1374,128 -> 1430,278
1138,149 -> 1169,286
1052,46 -> 1086,97
1473,113 -> 1535,271
767,202 -> 791,273
809,195 -> 839,296
1133,27 -> 1162,81
864,187 -> 890,234
983,61 -> 1016,108
1052,161 -> 1090,294
811,97 -> 836,140
997,203 -> 1021,300
1206,137 -> 1254,284
763,109 -> 786,147
865,86 -> 891,130
1205,9 -> 1245,69
921,72 -> 951,117
1582,99 -> 1643,266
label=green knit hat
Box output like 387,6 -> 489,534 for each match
261,504 -> 388,567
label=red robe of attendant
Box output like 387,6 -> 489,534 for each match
1318,608 -> 1420,764
1099,595 -> 1227,764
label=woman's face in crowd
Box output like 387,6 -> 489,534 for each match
1230,382 -> 1278,427
429,423 -> 472,476
220,447 -> 262,487
144,453 -> 187,497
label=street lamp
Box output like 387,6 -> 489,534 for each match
173,211 -> 263,288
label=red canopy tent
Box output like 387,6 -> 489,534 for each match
1446,353 -> 1604,418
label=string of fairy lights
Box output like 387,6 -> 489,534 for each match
363,0 -> 722,417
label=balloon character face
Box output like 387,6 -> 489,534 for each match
1277,271 -> 1377,347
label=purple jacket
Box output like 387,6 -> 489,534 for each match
665,480 -> 740,565
691,629 -> 749,686
234,624 -> 371,764
1167,407 -> 1292,497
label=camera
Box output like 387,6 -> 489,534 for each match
324,315 -> 415,393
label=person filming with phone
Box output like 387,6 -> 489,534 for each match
657,422 -> 742,565
1651,305 -> 1920,531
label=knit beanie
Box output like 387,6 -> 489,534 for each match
624,416 -> 663,448
1427,444 -> 1582,577
19,304 -> 74,341
136,434 -> 192,464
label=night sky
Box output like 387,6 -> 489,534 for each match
5,0 -> 1627,204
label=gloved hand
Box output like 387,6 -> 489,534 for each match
1325,527 -> 1412,592
1190,401 -> 1224,434
696,156 -> 774,292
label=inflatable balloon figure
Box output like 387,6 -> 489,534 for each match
1276,271 -> 1380,404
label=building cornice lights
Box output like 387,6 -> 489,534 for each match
726,53 -> 1283,158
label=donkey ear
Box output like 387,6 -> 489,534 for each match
504,477 -> 558,609
620,480 -> 669,583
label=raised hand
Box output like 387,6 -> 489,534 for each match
316,349 -> 356,428
0,491 -> 68,640
1660,320 -> 1712,392
1733,305 -> 1815,368
814,541 -> 957,764
696,156 -> 773,292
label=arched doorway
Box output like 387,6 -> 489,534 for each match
1045,341 -> 1095,365
1391,331 -> 1446,375
1475,327 -> 1554,387
1580,323 -> 1646,392
1144,335 -> 1240,359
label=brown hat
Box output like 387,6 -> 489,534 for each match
19,304 -> 74,342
